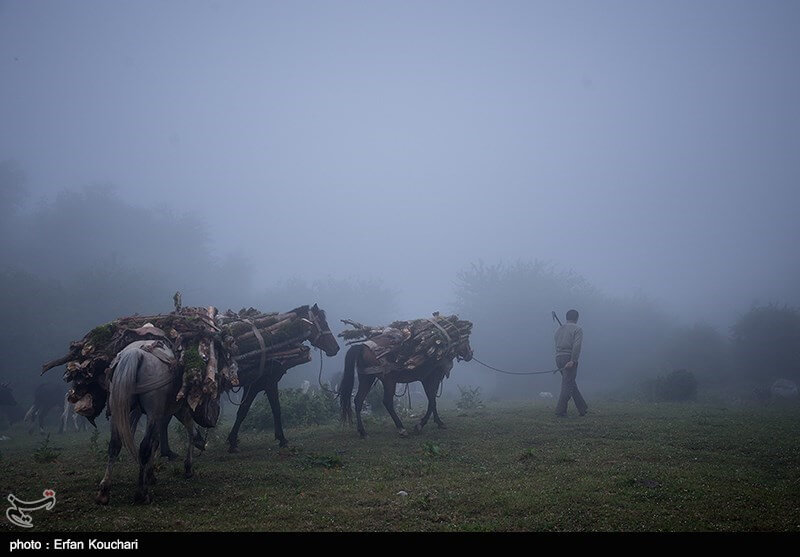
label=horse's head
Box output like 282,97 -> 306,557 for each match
456,339 -> 473,362
305,304 -> 340,357
0,382 -> 18,406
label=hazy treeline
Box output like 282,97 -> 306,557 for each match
1,161 -> 797,407
0,162 -> 400,400
453,261 -> 799,400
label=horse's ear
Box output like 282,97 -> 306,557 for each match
312,303 -> 319,310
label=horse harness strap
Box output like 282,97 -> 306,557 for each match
244,319 -> 268,377
307,310 -> 334,344
426,318 -> 453,352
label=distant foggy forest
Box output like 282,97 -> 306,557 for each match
1,159 -> 797,411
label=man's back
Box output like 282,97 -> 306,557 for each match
554,322 -> 583,361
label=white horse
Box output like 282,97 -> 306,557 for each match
96,340 -> 206,505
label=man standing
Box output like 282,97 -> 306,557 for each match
554,309 -> 588,417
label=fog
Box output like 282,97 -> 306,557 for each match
1,1 -> 799,404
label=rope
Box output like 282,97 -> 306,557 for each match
244,319 -> 268,378
225,387 -> 243,406
471,356 -> 562,376
425,318 -> 453,352
317,348 -> 339,397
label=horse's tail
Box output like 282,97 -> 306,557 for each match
110,347 -> 143,459
339,345 -> 362,424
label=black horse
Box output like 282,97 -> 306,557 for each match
23,383 -> 67,434
339,339 -> 473,438
226,304 -> 340,451
0,382 -> 24,426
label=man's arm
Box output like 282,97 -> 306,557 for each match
571,328 -> 583,362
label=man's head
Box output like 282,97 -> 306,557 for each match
566,309 -> 579,323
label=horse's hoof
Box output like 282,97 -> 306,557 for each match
278,439 -> 289,448
398,429 -> 409,438
437,422 -> 448,430
358,431 -> 367,439
413,424 -> 422,434
133,491 -> 152,505
95,492 -> 109,506
227,445 -> 239,453
184,467 -> 194,479
162,450 -> 180,461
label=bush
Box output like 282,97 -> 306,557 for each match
242,387 -> 339,431
731,304 -> 800,381
456,385 -> 482,410
364,381 -> 387,415
643,369 -> 697,402
33,433 -> 62,463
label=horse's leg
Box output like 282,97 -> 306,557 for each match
415,379 -> 436,433
427,376 -> 447,428
160,416 -> 180,460
96,409 -> 142,505
382,379 -> 408,438
96,421 -> 123,505
176,406 -> 197,479
265,374 -> 287,447
134,419 -> 159,504
38,408 -> 46,434
354,374 -> 376,438
227,383 -> 260,453
58,401 -> 68,434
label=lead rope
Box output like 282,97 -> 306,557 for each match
471,356 -> 562,375
317,347 -> 339,397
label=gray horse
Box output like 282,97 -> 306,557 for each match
96,340 -> 203,505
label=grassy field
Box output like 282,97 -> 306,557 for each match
1,400 -> 799,532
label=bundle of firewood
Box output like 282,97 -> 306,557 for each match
216,305 -> 319,373
339,312 -> 473,370
41,306 -> 237,424
42,304 -> 321,425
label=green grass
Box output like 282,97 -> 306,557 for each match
0,400 -> 799,532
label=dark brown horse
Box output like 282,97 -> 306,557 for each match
0,382 -> 24,426
227,304 -> 340,450
339,339 -> 473,438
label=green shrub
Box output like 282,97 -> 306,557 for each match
242,387 -> 339,431
365,381 -> 388,415
456,385 -> 482,410
33,433 -> 62,463
301,453 -> 343,469
643,369 -> 697,402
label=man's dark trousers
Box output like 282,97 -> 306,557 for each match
554,354 -> 588,416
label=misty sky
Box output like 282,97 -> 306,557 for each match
2,0 -> 799,328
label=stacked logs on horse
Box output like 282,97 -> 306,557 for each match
41,304 -> 320,425
215,305 -> 319,373
339,312 -> 473,370
41,306 -> 238,424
